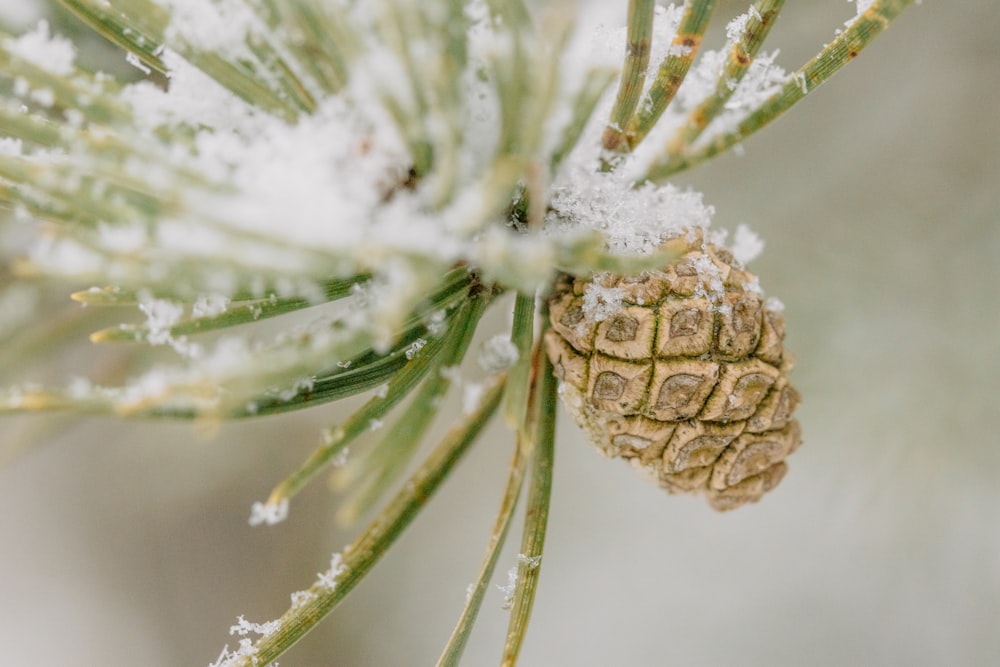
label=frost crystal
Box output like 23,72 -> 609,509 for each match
478,335 -> 520,372
708,50 -> 788,138
426,309 -> 448,336
582,279 -> 626,322
290,589 -> 316,610
208,643 -> 255,667
765,296 -> 786,313
462,383 -> 485,415
331,447 -> 350,468
498,565 -> 519,610
691,254 -> 726,305
125,51 -> 152,75
136,297 -> 202,357
520,554 -> 542,569
317,553 -> 347,590
229,615 -> 281,638
209,614 -> 282,667
138,298 -> 184,346
731,224 -> 765,265
193,294 -> 231,318
725,12 -> 752,44
793,70 -> 808,94
276,376 -> 315,402
248,498 -> 289,527
497,554 -> 542,610
405,338 -> 428,360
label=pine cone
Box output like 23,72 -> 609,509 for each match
544,238 -> 801,511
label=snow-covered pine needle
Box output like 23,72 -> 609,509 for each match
666,0 -> 785,153
620,0 -> 717,151
644,0 -> 916,178
602,0 -> 655,152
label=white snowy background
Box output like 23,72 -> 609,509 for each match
1,1 -> 998,665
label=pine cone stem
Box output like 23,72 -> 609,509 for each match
437,410 -> 532,667
501,345 -> 557,666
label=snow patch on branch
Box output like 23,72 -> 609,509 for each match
5,21 -> 76,76
158,0 -> 259,58
547,167 -> 714,256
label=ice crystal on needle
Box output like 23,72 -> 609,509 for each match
248,498 -> 289,527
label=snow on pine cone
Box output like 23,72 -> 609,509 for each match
544,238 -> 801,511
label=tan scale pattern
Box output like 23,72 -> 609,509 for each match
545,242 -> 801,511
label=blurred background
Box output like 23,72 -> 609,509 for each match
1,1 -> 998,665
